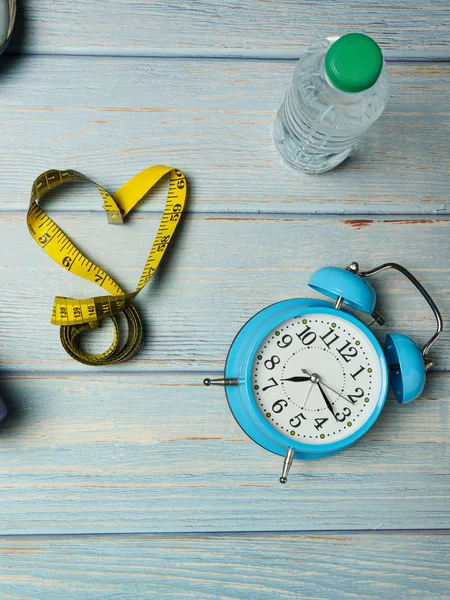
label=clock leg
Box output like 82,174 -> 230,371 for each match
203,377 -> 239,386
279,447 -> 295,484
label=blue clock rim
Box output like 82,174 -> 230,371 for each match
224,299 -> 389,458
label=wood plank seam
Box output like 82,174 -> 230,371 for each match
6,49 -> 450,61
0,528 -> 449,540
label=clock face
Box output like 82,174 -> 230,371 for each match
252,313 -> 384,445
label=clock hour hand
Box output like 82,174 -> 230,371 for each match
317,382 -> 337,420
282,376 -> 311,383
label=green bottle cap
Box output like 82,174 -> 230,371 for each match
325,33 -> 383,93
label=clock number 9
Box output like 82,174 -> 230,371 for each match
272,399 -> 288,413
264,355 -> 280,370
276,334 -> 292,349
335,407 -> 351,422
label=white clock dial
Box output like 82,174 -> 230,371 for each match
252,313 -> 383,445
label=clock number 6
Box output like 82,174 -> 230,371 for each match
264,355 -> 280,370
272,399 -> 288,413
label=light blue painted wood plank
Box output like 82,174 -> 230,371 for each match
0,215 -> 448,371
0,533 -> 449,599
0,57 -> 448,215
0,372 -> 447,533
10,0 -> 450,59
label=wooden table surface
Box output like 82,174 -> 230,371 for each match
0,2 -> 449,598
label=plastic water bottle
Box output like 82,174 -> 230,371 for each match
274,33 -> 390,173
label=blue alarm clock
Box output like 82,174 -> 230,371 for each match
0,0 -> 15,55
204,262 -> 443,484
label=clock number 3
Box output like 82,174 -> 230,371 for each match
335,406 -> 351,422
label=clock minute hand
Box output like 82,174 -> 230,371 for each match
317,382 -> 337,420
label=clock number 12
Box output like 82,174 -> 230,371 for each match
337,340 -> 358,362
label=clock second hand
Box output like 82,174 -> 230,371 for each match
301,382 -> 314,410
301,369 -> 354,406
319,381 -> 355,405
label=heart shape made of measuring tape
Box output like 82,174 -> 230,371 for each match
27,166 -> 187,366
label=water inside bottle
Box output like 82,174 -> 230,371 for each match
274,38 -> 389,173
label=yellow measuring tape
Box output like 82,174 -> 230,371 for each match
27,166 -> 187,366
